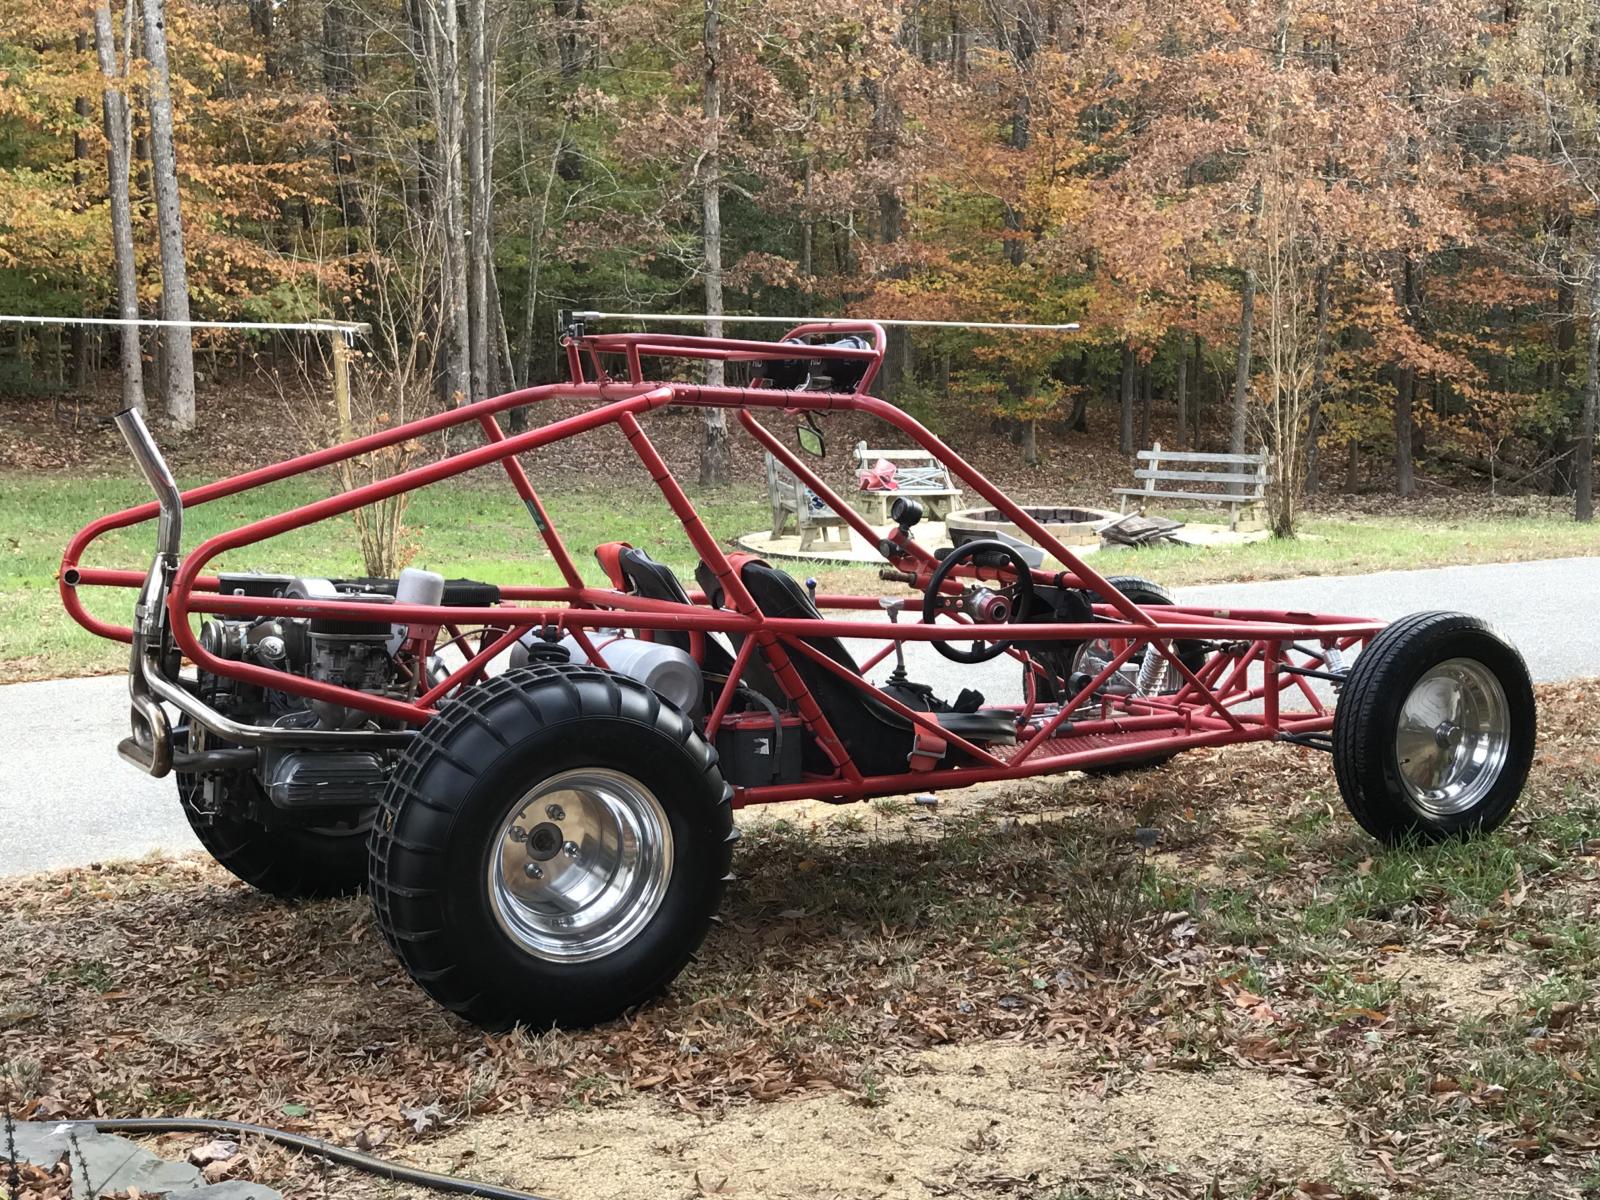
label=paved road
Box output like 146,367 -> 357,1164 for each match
0,673 -> 195,875
2,555 -> 1594,877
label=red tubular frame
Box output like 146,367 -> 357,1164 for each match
61,323 -> 1382,807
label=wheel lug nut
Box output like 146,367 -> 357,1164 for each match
545,804 -> 565,821
524,863 -> 543,879
563,841 -> 579,858
509,826 -> 528,842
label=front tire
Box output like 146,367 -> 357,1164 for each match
1333,612 -> 1535,844
368,665 -> 733,1030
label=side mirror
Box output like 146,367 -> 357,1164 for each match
795,421 -> 825,458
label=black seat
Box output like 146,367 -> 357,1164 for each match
608,546 -> 738,677
937,710 -> 1025,741
734,558 -> 1015,777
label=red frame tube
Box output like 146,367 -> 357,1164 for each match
61,326 -> 1382,807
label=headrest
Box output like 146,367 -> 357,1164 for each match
594,542 -> 633,591
695,554 -> 766,609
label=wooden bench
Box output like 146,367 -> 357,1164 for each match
766,453 -> 848,551
851,440 -> 964,522
1114,442 -> 1269,532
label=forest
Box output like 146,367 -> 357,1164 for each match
0,0 -> 1597,529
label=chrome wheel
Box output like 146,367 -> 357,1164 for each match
1394,658 -> 1510,817
488,768 -> 673,963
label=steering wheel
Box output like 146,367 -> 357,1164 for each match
920,539 -> 1035,664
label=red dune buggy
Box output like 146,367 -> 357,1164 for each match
61,319 -> 1536,1030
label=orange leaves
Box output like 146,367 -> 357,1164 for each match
0,0 -> 339,321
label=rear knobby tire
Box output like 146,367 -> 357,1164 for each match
1029,576 -> 1205,704
176,754 -> 370,900
368,664 -> 733,1031
1333,612 -> 1535,844
1064,576 -> 1205,776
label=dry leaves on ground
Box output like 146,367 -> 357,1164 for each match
2,683 -> 1597,1199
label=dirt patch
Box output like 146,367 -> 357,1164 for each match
1377,950 -> 1531,1020
407,1045 -> 1352,1199
1107,1069 -> 1350,1172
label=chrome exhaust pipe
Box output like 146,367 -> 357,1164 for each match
113,407 -> 186,775
121,691 -> 175,778
105,412 -> 415,775
114,407 -> 182,559
113,407 -> 182,642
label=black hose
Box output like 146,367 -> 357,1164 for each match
82,1117 -> 558,1200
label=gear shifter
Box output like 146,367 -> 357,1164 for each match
880,597 -> 910,684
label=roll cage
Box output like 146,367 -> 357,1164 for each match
62,320 -> 1381,805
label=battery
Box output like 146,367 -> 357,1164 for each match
715,710 -> 804,787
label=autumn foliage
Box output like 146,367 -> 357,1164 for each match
0,0 -> 1596,521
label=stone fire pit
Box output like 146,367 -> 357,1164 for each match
945,504 -> 1118,550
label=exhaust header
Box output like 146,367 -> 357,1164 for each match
113,407 -> 182,559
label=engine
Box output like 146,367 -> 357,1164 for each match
193,571 -> 441,815
198,575 -> 407,723
189,569 -> 704,821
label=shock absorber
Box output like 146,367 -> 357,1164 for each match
1134,640 -> 1172,696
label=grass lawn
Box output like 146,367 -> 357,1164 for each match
1090,507 -> 1597,587
1,471 -> 768,682
3,468 -> 1596,682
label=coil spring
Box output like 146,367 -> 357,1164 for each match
1135,642 -> 1171,695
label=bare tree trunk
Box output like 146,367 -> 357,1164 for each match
429,0 -> 470,406
141,0 -> 195,428
1229,270 -> 1255,455
866,53 -> 910,398
1020,417 -> 1037,466
1552,260 -> 1578,496
70,33 -> 93,388
698,0 -> 729,487
246,0 -> 278,77
322,2 -> 363,240
403,0 -> 429,221
1578,258 -> 1598,522
1555,246 -> 1576,398
482,20 -> 505,398
466,0 -> 491,405
1394,367 -> 1415,497
1066,354 -> 1088,433
1393,256 -> 1420,498
1189,332 -> 1203,447
553,0 -> 586,77
488,256 -> 515,396
800,157 -> 813,286
1139,361 -> 1151,449
1119,342 -> 1134,453
1175,337 -> 1188,449
94,3 -> 144,413
999,3 -> 1034,269
517,121 -> 566,390
1304,261 -> 1332,493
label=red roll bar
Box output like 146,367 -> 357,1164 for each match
61,324 -> 1382,806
